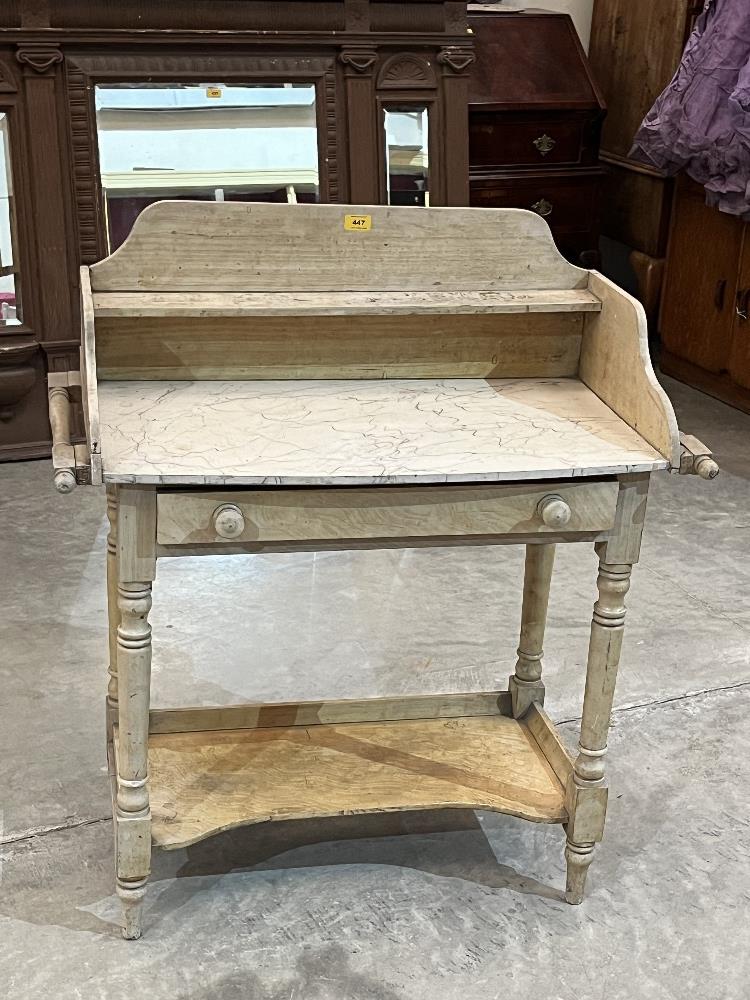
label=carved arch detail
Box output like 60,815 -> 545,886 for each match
377,53 -> 436,90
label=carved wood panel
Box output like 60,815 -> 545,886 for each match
378,53 -> 436,89
65,59 -> 106,264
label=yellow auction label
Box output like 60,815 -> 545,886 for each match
206,87 -> 222,98
344,214 -> 372,231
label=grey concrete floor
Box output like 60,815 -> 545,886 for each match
1,375 -> 749,999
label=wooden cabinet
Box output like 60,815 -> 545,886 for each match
729,244 -> 750,391
661,177 -> 750,410
588,0 -> 704,314
468,9 -> 606,267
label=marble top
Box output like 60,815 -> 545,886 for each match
97,377 -> 668,486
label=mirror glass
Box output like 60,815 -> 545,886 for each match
384,106 -> 429,206
95,83 -> 319,251
0,113 -> 20,326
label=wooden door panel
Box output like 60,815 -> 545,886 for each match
729,235 -> 750,389
660,177 -> 743,373
589,0 -> 693,158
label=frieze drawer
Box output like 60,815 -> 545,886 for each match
156,482 -> 620,546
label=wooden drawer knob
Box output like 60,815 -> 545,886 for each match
213,504 -> 245,539
694,455 -> 719,480
54,469 -> 76,494
537,494 -> 571,528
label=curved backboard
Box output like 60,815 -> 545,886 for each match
89,201 -> 588,293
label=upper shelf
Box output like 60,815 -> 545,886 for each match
92,288 -> 603,318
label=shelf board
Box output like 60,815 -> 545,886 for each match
139,713 -> 568,850
149,690 -> 512,734
93,288 -> 602,318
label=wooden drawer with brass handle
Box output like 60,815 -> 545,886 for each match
470,168 -> 606,232
156,481 -> 620,547
469,113 -> 596,169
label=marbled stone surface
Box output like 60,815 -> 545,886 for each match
98,377 -> 668,485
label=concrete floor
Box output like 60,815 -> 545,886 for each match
1,375 -> 748,999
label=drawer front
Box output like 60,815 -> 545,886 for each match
470,113 -> 594,169
470,169 -> 605,232
156,482 -> 620,546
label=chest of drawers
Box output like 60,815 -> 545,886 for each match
469,9 -> 607,266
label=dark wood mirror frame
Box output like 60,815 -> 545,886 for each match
0,0 -> 474,460
67,52 -> 343,265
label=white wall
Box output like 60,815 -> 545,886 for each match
495,1 -> 593,50
545,0 -> 593,49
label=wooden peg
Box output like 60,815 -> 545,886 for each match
54,469 -> 76,493
48,383 -> 77,494
679,433 -> 719,479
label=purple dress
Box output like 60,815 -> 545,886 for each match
630,0 -> 750,219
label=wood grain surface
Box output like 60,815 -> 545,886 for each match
92,288 -> 602,318
149,691 -> 512,735
95,312 -> 585,381
89,201 -> 587,293
155,482 -> 619,546
581,272 -> 680,465
147,715 -> 568,849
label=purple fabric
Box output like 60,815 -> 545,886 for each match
630,0 -> 750,219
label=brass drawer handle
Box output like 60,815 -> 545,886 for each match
213,503 -> 245,539
533,134 -> 556,156
531,198 -> 553,218
537,494 -> 572,528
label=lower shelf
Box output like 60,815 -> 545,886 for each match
137,713 -> 569,850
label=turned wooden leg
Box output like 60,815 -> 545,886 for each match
116,580 -> 153,939
565,545 -> 632,904
114,487 -> 156,940
565,840 -> 596,904
106,485 -> 120,741
117,876 -> 149,941
509,543 -> 555,718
